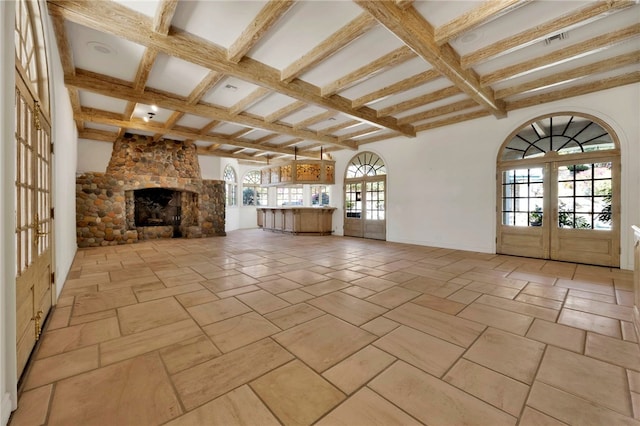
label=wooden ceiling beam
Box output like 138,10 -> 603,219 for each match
77,128 -> 118,142
338,126 -> 380,142
264,100 -> 307,123
354,131 -> 399,146
377,85 -> 462,117
280,13 -> 377,83
77,107 -> 321,159
351,69 -> 440,109
124,0 -> 178,126
294,111 -> 336,130
49,13 -> 84,130
199,120 -> 221,135
48,1 -> 413,136
355,1 -> 506,118
496,50 -> 640,99
505,71 -> 640,111
321,46 -> 415,97
228,87 -> 271,115
66,70 -> 356,149
152,71 -> 225,140
227,0 -> 296,63
197,146 -> 268,162
188,71 -> 226,104
461,0 -> 635,69
398,99 -> 478,125
414,109 -> 492,132
153,0 -> 179,34
481,23 -> 640,87
317,119 -> 360,135
435,0 -> 529,46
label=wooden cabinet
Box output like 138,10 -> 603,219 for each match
257,207 -> 335,235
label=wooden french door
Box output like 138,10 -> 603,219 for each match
15,69 -> 54,379
497,154 -> 620,267
344,177 -> 386,240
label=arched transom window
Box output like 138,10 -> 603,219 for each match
346,152 -> 386,178
501,115 -> 615,161
224,165 -> 237,206
243,170 -> 267,206
15,0 -> 50,114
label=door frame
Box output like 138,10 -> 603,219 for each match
496,112 -> 621,267
343,151 -> 387,241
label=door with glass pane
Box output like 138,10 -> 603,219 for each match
497,114 -> 620,267
550,159 -> 619,266
497,166 -> 549,259
344,152 -> 387,240
15,72 -> 53,378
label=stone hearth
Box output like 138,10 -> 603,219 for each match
76,134 -> 225,247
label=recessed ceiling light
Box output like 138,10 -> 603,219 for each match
225,84 -> 238,91
87,41 -> 116,55
150,104 -> 158,112
458,31 -> 482,45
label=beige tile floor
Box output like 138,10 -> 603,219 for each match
9,229 -> 640,426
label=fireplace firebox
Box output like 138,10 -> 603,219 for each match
134,188 -> 182,236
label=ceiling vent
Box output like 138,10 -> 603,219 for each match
545,32 -> 568,45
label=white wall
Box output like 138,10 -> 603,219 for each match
47,12 -> 78,298
332,84 -> 640,269
1,2 -> 17,422
76,139 -> 113,173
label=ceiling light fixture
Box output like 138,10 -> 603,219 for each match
225,84 -> 238,91
87,41 -> 116,55
143,112 -> 155,123
150,104 -> 158,112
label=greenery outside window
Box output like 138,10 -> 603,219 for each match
243,170 -> 267,206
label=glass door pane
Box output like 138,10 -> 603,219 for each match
501,167 -> 544,226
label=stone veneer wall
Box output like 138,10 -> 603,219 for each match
76,134 -> 225,247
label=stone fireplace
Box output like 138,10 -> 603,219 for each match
76,134 -> 225,247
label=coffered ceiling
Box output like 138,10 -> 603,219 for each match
46,0 -> 640,163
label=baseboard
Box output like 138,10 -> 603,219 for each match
1,392 -> 12,426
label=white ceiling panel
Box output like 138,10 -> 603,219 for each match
211,123 -> 248,135
84,122 -> 120,133
112,0 -> 160,18
244,93 -> 299,117
300,26 -> 406,87
279,106 -> 329,125
413,1 -> 481,28
247,1 -> 362,70
176,114 -> 215,129
79,91 -> 128,113
475,10 -> 640,75
201,76 -> 261,108
66,21 -> 145,82
171,1 -> 269,49
146,54 -> 211,97
339,57 -> 432,100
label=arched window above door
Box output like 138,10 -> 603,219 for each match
501,114 -> 617,161
496,112 -> 620,267
346,152 -> 386,178
15,0 -> 50,113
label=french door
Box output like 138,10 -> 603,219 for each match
344,177 -> 386,240
497,154 -> 620,267
15,69 -> 54,378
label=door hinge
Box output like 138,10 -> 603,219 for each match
51,207 -> 55,219
51,272 -> 55,284
50,142 -> 54,155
